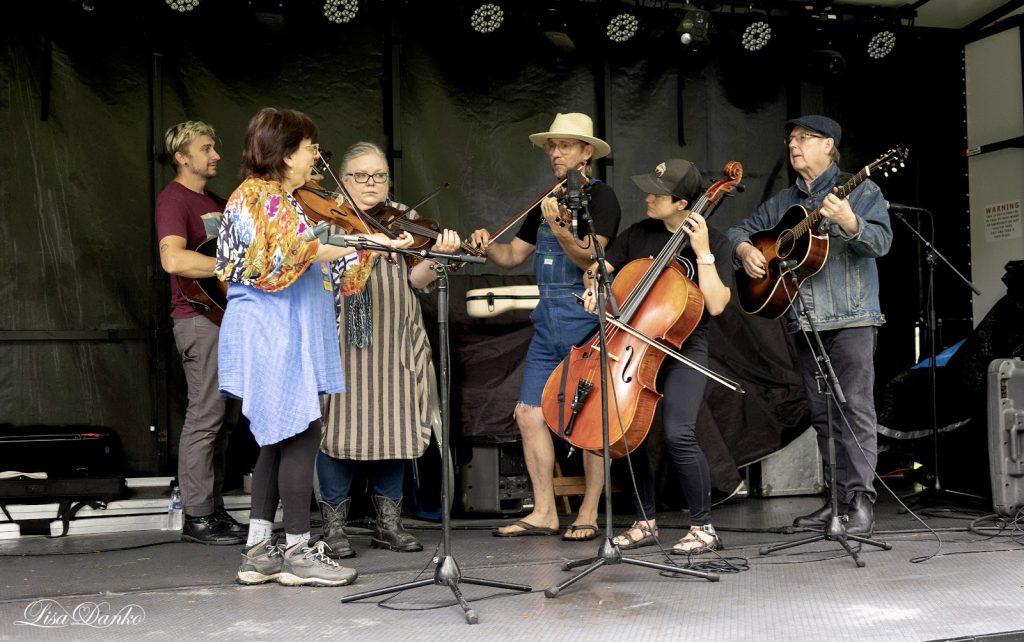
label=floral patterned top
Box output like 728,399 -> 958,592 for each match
215,177 -> 322,291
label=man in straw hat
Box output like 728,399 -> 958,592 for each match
470,113 -> 621,541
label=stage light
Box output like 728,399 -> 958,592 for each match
165,0 -> 199,12
323,0 -> 358,25
740,19 -> 772,52
677,7 -> 710,48
866,29 -> 896,59
469,3 -> 505,33
606,13 -> 638,43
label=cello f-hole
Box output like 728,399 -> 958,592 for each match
619,345 -> 635,384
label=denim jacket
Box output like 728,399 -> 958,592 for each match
727,163 -> 892,332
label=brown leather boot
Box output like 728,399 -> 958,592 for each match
319,499 -> 355,559
371,495 -> 423,552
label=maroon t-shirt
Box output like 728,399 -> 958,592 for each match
155,180 -> 227,318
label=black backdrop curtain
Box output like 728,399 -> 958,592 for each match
1,1 -> 970,482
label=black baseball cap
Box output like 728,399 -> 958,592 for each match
631,159 -> 703,203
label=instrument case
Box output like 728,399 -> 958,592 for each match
988,358 -> 1024,517
466,285 -> 539,318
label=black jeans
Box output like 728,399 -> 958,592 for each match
795,326 -> 879,504
628,340 -> 712,526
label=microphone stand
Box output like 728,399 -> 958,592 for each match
889,209 -> 983,505
760,267 -> 891,566
545,199 -> 719,599
335,241 -> 530,624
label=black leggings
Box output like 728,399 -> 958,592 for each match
627,346 -> 712,526
250,420 -> 321,535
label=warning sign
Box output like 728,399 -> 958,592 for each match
984,200 -> 1022,241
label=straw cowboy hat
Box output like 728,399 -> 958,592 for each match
528,113 -> 611,159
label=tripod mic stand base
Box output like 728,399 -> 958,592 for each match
759,516 -> 891,568
340,554 -> 532,625
544,538 -> 720,598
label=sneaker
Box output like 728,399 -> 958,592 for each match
277,538 -> 358,587
236,537 -> 284,585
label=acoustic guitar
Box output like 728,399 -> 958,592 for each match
735,145 -> 908,319
176,237 -> 227,325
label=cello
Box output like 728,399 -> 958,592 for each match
541,161 -> 744,458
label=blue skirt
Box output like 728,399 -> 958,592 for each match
219,265 -> 344,446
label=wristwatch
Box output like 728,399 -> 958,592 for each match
696,253 -> 715,265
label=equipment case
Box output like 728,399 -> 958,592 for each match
466,285 -> 539,318
988,358 -> 1024,517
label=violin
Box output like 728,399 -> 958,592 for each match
474,171 -> 589,247
369,203 -> 484,259
541,161 -> 744,458
293,179 -> 394,238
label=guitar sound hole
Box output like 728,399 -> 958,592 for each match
777,230 -> 795,258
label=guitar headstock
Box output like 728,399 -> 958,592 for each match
869,144 -> 909,178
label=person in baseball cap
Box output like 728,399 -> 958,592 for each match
630,158 -> 703,204
579,157 -> 732,555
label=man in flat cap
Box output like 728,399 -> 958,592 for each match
727,115 -> 892,536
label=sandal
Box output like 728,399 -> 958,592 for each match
612,521 -> 658,550
671,524 -> 722,556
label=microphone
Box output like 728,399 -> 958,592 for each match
300,222 -> 367,247
886,201 -> 928,213
778,260 -> 799,273
565,168 -> 583,239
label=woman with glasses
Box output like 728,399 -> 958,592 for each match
218,109 -> 412,586
468,113 -> 621,542
316,141 -> 463,559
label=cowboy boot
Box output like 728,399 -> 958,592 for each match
319,499 -> 355,559
370,495 -> 423,552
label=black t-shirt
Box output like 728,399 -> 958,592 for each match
602,217 -> 732,330
515,180 -> 621,245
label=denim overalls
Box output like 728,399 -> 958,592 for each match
517,220 -> 598,406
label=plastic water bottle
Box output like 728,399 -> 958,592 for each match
163,486 -> 183,531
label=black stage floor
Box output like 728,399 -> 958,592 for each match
1,492 -> 1022,641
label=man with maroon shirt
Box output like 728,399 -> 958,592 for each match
155,120 -> 244,545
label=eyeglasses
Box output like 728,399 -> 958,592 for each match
304,143 -> 321,155
545,141 -> 584,155
344,171 -> 390,184
784,133 -> 824,146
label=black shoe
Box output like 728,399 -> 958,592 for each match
793,501 -> 844,528
182,514 -> 245,545
845,492 -> 875,536
213,507 -> 247,536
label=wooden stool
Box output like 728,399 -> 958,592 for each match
552,462 -> 587,514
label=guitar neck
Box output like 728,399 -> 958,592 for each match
800,166 -> 871,234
